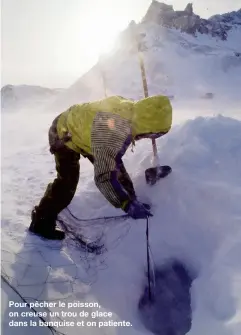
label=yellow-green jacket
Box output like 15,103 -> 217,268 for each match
56,95 -> 172,208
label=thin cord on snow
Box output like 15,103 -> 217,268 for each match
64,207 -> 156,298
1,209 -> 133,333
149,245 -> 156,290
1,245 -> 100,303
1,273 -> 66,335
58,207 -> 132,252
65,207 -> 130,223
57,217 -> 106,254
146,217 -> 152,301
145,216 -> 157,301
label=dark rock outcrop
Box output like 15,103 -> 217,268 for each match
210,9 -> 241,25
141,1 -> 240,40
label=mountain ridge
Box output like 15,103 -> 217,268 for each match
49,2 -> 241,112
1,84 -> 64,111
141,1 -> 241,40
2,2 -> 240,112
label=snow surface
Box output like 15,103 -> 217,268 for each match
48,20 -> 241,113
2,103 -> 241,334
1,85 -> 63,113
2,5 -> 241,334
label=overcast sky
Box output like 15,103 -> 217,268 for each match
1,0 -> 241,88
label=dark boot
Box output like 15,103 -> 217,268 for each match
29,206 -> 65,240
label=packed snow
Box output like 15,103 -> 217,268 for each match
2,101 -> 241,334
1,85 -> 64,113
2,3 -> 241,335
46,20 -> 241,113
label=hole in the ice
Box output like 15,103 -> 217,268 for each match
138,260 -> 195,335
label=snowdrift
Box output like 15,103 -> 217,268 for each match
2,110 -> 241,334
49,14 -> 241,114
1,85 -> 63,113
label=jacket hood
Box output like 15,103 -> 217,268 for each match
91,96 -> 134,119
132,95 -> 172,137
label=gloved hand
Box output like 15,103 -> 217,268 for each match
130,196 -> 151,211
124,200 -> 153,219
141,202 -> 151,211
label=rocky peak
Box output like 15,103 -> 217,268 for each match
141,1 -> 238,40
184,3 -> 193,15
209,9 -> 241,25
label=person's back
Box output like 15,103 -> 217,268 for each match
29,94 -> 172,240
56,96 -> 135,154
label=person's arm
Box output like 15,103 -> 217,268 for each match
91,112 -> 133,208
93,144 -> 132,208
117,160 -> 136,201
91,112 -> 152,219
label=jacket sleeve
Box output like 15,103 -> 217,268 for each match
91,112 -> 133,208
118,160 -> 136,200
